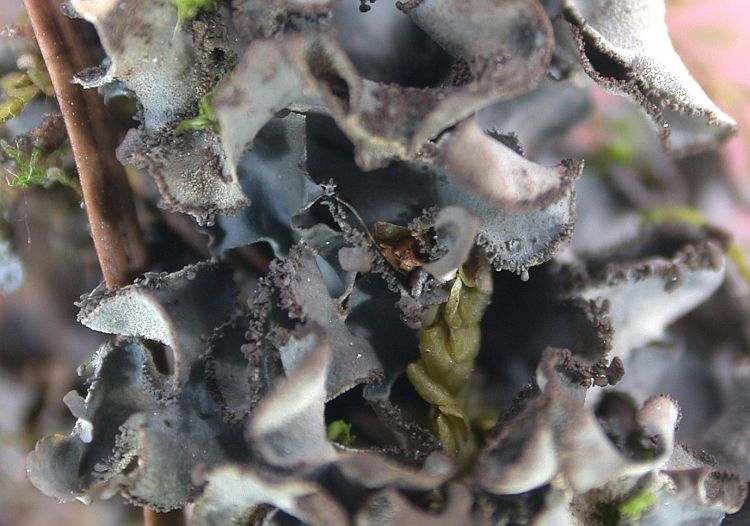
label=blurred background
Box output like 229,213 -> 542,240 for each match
0,0 -> 748,524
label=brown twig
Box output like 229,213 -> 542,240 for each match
22,1 -> 175,525
144,509 -> 186,526
23,0 -> 146,288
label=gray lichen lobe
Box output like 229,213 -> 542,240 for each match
19,0 -> 749,524
564,0 -> 737,154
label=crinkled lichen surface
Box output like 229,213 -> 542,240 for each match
5,0 -> 749,524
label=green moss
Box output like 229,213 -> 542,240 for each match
642,206 -> 709,227
728,243 -> 750,286
619,489 -> 656,521
1,140 -> 80,195
22,54 -> 54,96
1,54 -> 54,123
327,420 -> 355,447
174,88 -> 219,135
595,489 -> 656,525
406,252 -> 493,471
1,73 -> 40,123
599,137 -> 636,167
167,0 -> 217,21
586,118 -> 638,175
594,501 -> 621,526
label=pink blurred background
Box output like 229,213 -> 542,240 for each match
667,0 -> 750,185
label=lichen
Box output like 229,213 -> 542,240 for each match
643,205 -> 750,285
9,1 -> 749,525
